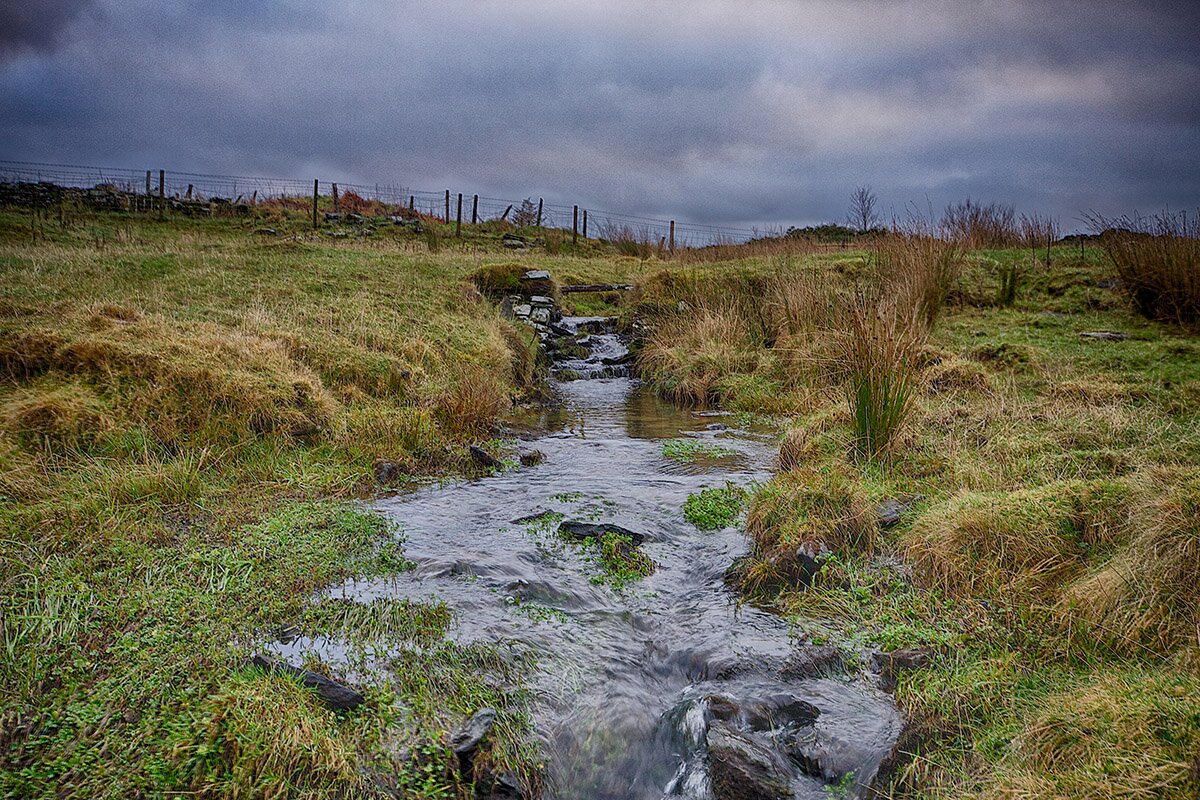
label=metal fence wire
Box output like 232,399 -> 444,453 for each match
0,159 -> 762,247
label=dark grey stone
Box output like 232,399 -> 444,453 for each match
557,520 -> 646,546
469,445 -> 503,470
249,654 -> 364,710
706,720 -> 794,800
450,708 -> 498,774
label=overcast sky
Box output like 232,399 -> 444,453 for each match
2,0 -> 1197,230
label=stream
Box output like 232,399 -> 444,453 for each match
280,317 -> 902,799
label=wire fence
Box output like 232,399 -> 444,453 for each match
0,159 -> 765,248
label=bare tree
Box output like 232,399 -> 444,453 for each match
848,185 -> 880,233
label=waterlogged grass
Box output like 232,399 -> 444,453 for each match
590,532 -> 656,588
0,500 -> 540,798
683,484 -> 749,530
661,437 -> 738,462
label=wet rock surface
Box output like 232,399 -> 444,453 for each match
557,520 -> 647,545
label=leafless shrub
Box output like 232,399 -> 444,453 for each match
1086,209 -> 1200,329
943,199 -> 1018,248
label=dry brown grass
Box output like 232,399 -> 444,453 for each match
903,480 -> 1134,601
986,672 -> 1200,800
638,304 -> 767,405
1,378 -> 112,451
776,426 -> 814,472
942,199 -> 1019,249
924,357 -> 994,395
1059,469 -> 1200,653
1091,210 -> 1200,329
873,234 -> 963,326
675,234 -> 836,265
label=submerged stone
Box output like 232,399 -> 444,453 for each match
557,520 -> 646,546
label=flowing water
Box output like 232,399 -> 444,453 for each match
282,318 -> 902,799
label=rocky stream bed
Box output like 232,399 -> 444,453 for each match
271,307 -> 906,799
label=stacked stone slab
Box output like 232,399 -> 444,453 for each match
501,270 -> 560,333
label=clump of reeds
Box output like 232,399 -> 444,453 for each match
874,233 -> 962,326
637,302 -> 763,405
1087,209 -> 1200,329
833,291 -> 926,460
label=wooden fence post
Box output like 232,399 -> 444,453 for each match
669,220 -> 675,253
536,198 -> 543,227
582,209 -> 588,239
471,194 -> 478,225
456,193 -> 463,236
444,190 -> 450,223
145,171 -> 151,211
572,205 -> 578,246
312,179 -> 319,228
332,183 -> 339,213
408,196 -> 415,212
186,184 -> 193,200
158,170 -> 165,219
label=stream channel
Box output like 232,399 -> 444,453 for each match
280,317 -> 902,799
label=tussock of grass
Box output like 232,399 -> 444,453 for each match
923,356 -> 994,395
776,426 -> 815,472
833,292 -> 926,459
746,466 -> 874,558
903,480 -> 1133,600
992,672 -> 1200,800
1059,470 -> 1200,654
1,377 -> 112,450
638,305 -> 769,405
166,671 -> 369,798
635,265 -> 834,409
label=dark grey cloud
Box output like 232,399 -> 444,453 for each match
0,0 -> 95,58
1,0 -> 1197,231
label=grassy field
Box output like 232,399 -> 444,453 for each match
1,205 -> 1198,799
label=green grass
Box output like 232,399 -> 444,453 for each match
4,206 -> 1199,799
683,484 -> 748,530
661,438 -> 738,462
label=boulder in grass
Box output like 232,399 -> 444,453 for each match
249,654 -> 363,710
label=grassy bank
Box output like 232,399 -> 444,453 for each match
3,204 -> 1197,798
632,240 -> 1200,797
0,209 -> 575,797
